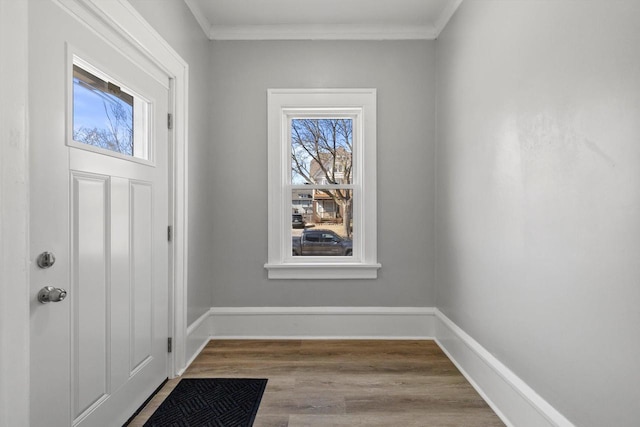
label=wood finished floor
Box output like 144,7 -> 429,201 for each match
127,340 -> 504,426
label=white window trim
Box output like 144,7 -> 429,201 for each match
265,88 -> 380,279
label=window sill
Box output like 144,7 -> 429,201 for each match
264,263 -> 381,280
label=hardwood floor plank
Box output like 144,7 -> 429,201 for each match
344,393 -> 491,413
253,415 -> 290,427
258,392 -> 346,415
293,374 -> 480,397
288,411 -> 505,427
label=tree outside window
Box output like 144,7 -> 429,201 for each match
291,118 -> 353,238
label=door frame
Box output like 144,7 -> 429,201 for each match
0,0 -> 190,424
0,1 -> 30,426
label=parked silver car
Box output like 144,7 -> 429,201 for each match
292,229 -> 352,256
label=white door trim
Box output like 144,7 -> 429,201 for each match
0,1 -> 30,426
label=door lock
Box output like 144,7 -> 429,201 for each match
38,286 -> 67,304
37,251 -> 56,269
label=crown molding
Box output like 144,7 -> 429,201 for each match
434,0 -> 463,37
183,0 -> 463,41
183,0 -> 212,39
209,24 -> 437,41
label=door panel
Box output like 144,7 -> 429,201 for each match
29,1 -> 171,426
130,180 -> 154,371
72,172 -> 110,419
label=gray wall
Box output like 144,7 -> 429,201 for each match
210,41 -> 436,307
128,0 -> 213,324
435,2 -> 640,426
99,3 -> 640,423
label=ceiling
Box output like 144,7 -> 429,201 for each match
183,0 -> 463,40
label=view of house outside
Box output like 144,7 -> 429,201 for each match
291,118 -> 353,240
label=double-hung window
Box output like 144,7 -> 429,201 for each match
265,89 -> 380,279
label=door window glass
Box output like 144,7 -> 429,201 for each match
72,61 -> 149,160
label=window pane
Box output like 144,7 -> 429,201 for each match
73,64 -> 135,156
291,118 -> 353,185
291,189 -> 353,257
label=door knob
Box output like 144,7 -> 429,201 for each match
38,286 -> 67,304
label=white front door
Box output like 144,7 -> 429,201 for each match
29,1 -> 171,426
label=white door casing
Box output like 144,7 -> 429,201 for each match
28,0 -> 186,425
0,1 -> 30,426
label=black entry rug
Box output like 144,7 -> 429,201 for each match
143,378 -> 268,427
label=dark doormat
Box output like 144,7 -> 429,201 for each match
143,378 -> 268,427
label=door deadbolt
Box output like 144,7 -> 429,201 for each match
38,286 -> 67,304
37,251 -> 56,269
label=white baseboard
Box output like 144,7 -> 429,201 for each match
209,307 -> 436,339
434,309 -> 574,427
181,310 -> 212,375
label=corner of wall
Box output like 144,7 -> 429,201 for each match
434,309 -> 574,427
